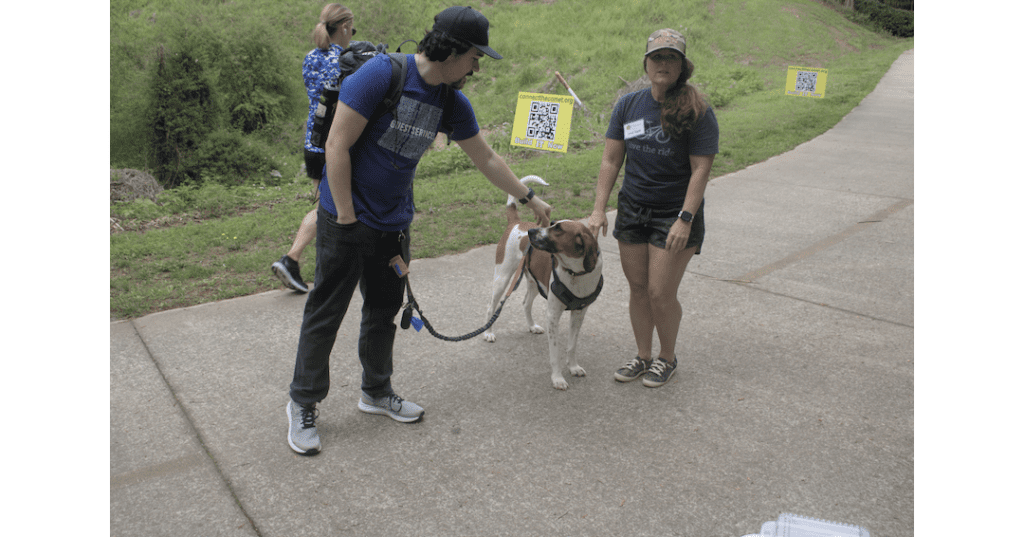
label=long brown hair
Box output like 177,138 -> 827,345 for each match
312,4 -> 353,50
654,56 -> 709,139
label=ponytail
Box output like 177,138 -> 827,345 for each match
312,4 -> 352,50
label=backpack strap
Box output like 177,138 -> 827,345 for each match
367,53 -> 408,126
395,39 -> 418,53
441,84 -> 456,145
366,53 -> 455,145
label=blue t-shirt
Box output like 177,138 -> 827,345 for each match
302,45 -> 344,154
606,88 -> 719,210
319,53 -> 480,231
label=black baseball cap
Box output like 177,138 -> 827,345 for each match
433,6 -> 502,59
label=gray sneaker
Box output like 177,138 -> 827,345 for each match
642,357 -> 677,388
358,392 -> 424,423
286,400 -> 321,456
614,356 -> 653,382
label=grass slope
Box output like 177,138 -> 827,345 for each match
110,0 -> 912,319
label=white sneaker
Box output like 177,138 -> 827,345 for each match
357,392 -> 424,423
286,400 -> 321,455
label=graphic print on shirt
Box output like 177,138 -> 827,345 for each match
625,120 -> 676,158
377,96 -> 443,160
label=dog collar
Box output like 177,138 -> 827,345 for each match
561,250 -> 600,277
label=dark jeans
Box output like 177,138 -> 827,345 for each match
289,206 -> 410,404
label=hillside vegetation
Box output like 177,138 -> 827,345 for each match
110,0 -> 913,319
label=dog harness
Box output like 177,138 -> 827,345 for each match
521,247 -> 603,311
550,265 -> 603,310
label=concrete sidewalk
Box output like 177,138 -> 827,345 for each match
111,49 -> 914,536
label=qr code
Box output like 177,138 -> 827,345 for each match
795,71 -> 818,93
526,101 -> 559,141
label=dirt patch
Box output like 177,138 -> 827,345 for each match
830,26 -> 858,52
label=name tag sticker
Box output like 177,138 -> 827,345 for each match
624,119 -> 645,140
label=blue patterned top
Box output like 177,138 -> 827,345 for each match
303,44 -> 344,153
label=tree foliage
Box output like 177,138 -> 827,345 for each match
148,41 -> 219,187
855,0 -> 914,38
142,16 -> 300,187
218,21 -> 297,134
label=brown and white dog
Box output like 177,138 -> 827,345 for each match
483,176 -> 604,390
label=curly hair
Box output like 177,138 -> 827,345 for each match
417,29 -> 474,62
650,56 -> 710,139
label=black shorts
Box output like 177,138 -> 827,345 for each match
613,195 -> 705,254
304,149 -> 326,180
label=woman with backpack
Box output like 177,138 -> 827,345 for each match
271,4 -> 357,293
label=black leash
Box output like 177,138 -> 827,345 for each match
400,255 -> 530,342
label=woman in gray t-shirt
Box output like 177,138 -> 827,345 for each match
588,28 -> 719,388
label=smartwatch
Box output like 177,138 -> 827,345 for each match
678,210 -> 694,223
519,188 -> 535,205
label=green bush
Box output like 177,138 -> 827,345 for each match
148,41 -> 219,187
218,21 -> 300,134
129,10 -> 301,187
192,129 -> 277,186
856,0 -> 913,37
879,0 -> 913,10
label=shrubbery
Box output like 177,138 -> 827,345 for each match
854,0 -> 913,38
217,21 -> 296,134
148,43 -> 219,187
192,130 -> 278,187
142,17 -> 300,188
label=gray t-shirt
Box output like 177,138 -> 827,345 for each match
606,88 -> 719,210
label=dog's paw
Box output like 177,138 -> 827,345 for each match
529,324 -> 545,334
552,376 -> 569,390
483,331 -> 496,343
569,365 -> 587,377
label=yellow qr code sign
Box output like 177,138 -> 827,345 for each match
785,66 -> 828,98
510,92 -> 575,153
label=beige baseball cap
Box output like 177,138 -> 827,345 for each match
645,28 -> 686,57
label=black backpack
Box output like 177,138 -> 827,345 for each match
309,41 -> 410,149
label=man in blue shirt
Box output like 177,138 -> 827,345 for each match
287,6 -> 552,456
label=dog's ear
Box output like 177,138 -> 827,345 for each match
580,232 -> 598,274
573,233 -> 585,256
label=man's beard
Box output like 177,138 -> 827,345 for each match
452,73 -> 471,90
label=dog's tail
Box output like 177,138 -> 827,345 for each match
505,175 -> 549,207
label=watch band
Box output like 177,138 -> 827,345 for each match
518,188 -> 535,205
